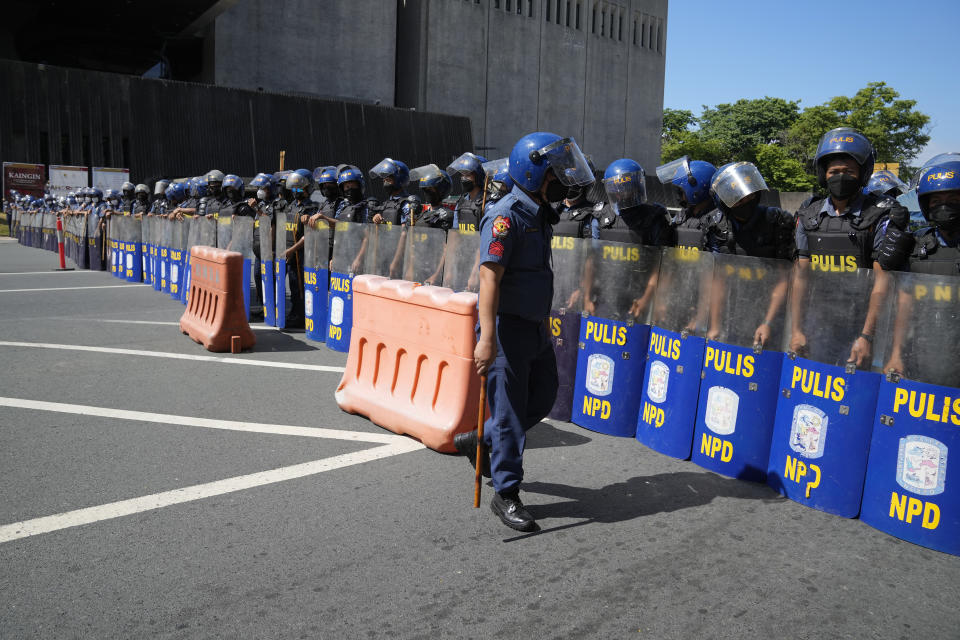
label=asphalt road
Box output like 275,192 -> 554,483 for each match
0,237 -> 957,639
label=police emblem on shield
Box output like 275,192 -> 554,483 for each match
126,253 -> 133,270
304,290 -> 314,317
586,354 -> 614,397
647,360 -> 669,404
705,386 -> 739,435
330,296 -> 344,326
789,404 -> 828,459
171,263 -> 179,284
897,435 -> 947,496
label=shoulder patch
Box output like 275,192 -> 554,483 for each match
492,215 -> 511,239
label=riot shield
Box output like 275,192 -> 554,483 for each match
139,216 -> 149,280
571,240 -> 662,437
691,254 -> 792,482
42,212 -> 56,252
108,216 -> 122,277
150,216 -> 163,291
159,217 -> 173,293
216,214 -> 233,251
440,230 -> 482,293
766,263 -> 881,518
327,221 -> 370,352
274,207 -> 298,329
861,271 -> 960,555
401,225 -> 446,285
168,219 -> 186,299
548,235 -> 588,421
183,216 -> 217,305
230,216 -> 256,318
303,221 -> 331,341
86,214 -> 104,271
363,223 -> 405,279
259,214 -> 276,326
637,248 -> 714,459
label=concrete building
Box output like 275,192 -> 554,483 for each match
211,0 -> 668,169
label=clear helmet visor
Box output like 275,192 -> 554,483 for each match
536,137 -> 594,186
408,164 -> 443,187
866,170 -> 908,195
655,156 -> 693,186
369,158 -> 399,180
446,152 -> 483,179
711,162 -> 768,208
482,157 -> 508,180
603,169 -> 647,209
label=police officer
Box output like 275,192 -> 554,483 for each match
791,127 -> 909,367
150,180 -> 170,216
368,158 -> 413,225
657,156 -> 717,249
278,172 -> 315,329
102,189 -> 123,218
864,170 -> 908,199
553,165 -> 604,239
486,162 -> 514,205
220,175 -> 257,221
335,166 -> 370,223
309,166 -> 342,227
593,158 -> 675,246
456,131 -> 594,532
132,184 -> 150,217
413,167 -> 454,229
447,153 -> 488,232
878,160 -> 960,276
171,178 -> 202,219
120,181 -> 136,214
205,170 -> 227,219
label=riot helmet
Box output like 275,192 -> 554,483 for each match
656,156 -> 716,208
710,161 -> 769,220
135,183 -> 150,203
603,158 -> 647,213
916,160 -> 960,235
89,187 -> 103,203
104,188 -> 122,207
508,132 -> 594,200
285,172 -> 312,201
447,152 -> 487,193
814,127 -> 875,189
154,179 -> 170,197
205,169 -> 225,196
338,166 -> 366,203
370,158 -> 410,193
409,165 -> 452,207
222,174 -> 244,202
121,181 -> 135,200
864,170 -> 908,198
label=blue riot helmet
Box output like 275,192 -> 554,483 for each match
710,161 -> 769,218
250,172 -> 275,197
317,166 -> 339,186
191,177 -> 208,198
66,194 -> 78,208
916,160 -> 960,233
656,156 -> 716,207
409,164 -> 452,206
104,188 -> 122,208
293,168 -> 316,195
89,187 -> 103,203
911,152 -> 960,190
164,182 -> 185,203
447,152 -> 486,190
864,170 -> 908,198
222,174 -> 244,202
603,158 -> 647,213
814,127 -> 875,188
337,165 -> 366,203
508,132 -> 594,194
369,158 -> 410,193
482,157 -> 513,201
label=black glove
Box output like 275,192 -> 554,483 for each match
877,224 -> 914,272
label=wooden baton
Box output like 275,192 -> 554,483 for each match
473,374 -> 487,508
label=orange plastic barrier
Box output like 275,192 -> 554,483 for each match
336,275 -> 481,452
179,246 -> 255,353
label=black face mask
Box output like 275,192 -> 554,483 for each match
729,195 -> 759,222
423,189 -> 441,206
928,203 -> 960,234
544,179 -> 568,203
826,174 -> 861,200
461,178 -> 475,193
226,189 -> 242,203
136,194 -> 148,203
209,184 -> 222,197
566,186 -> 583,202
321,185 -> 339,200
345,188 -> 363,204
384,180 -> 401,193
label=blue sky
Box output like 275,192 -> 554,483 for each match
663,0 -> 958,164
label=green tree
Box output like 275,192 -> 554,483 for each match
827,82 -> 930,164
698,97 -> 801,159
753,144 -> 817,192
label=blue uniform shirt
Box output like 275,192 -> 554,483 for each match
478,186 -> 553,323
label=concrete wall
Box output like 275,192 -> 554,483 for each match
212,0 -> 396,105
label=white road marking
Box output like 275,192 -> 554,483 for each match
0,443 -> 416,544
0,396 -> 424,543
0,397 -> 406,444
0,341 -> 346,373
0,270 -> 94,275
0,284 -> 147,293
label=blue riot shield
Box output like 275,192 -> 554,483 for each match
572,240 -> 662,437
259,214 -> 276,326
304,221 -> 330,341
139,216 -> 149,282
401,225 -> 447,285
861,272 -> 960,555
168,220 -> 186,300
440,230 -> 481,293
150,216 -> 163,290
159,218 -> 171,293
766,264 -> 881,517
637,247 -> 714,458
273,208 -> 295,329
108,217 -> 122,277
87,214 -> 104,271
690,254 -> 791,482
183,216 -> 217,306
326,222 -> 368,352
548,235 -> 588,421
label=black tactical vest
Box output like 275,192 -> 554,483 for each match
337,200 -> 368,223
454,193 -> 483,232
672,208 -> 710,250
909,229 -> 960,276
377,196 -> 406,225
419,203 -> 453,230
596,203 -> 673,247
712,206 -> 793,260
553,202 -> 595,238
798,193 -> 898,269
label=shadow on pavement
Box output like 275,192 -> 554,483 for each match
250,329 -> 320,353
502,470 -> 783,542
525,422 -> 592,450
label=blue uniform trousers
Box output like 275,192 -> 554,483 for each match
482,314 -> 558,495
